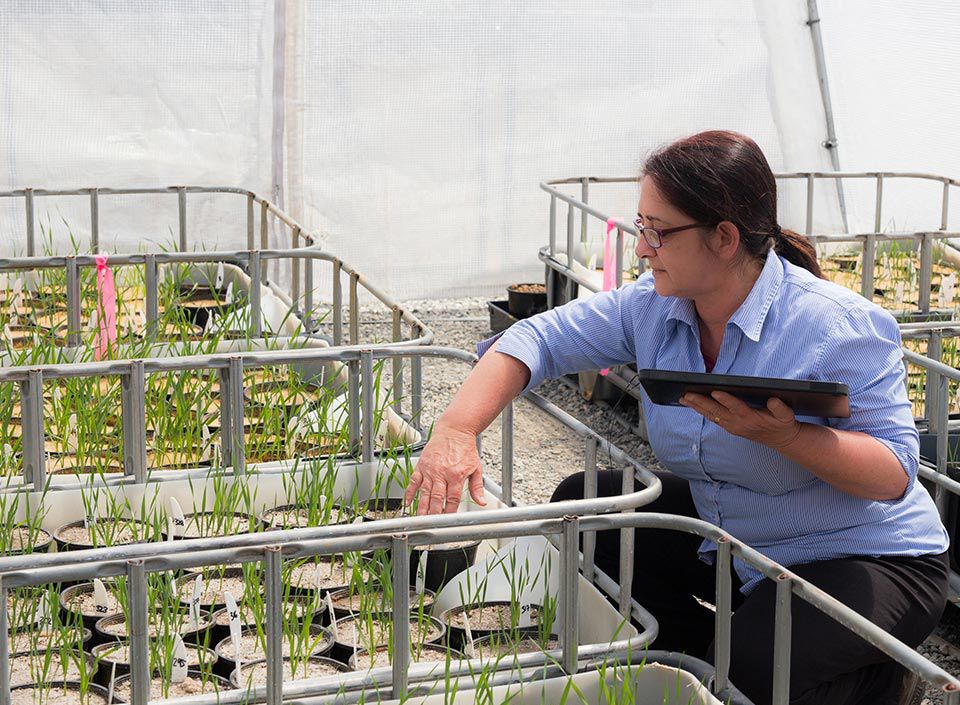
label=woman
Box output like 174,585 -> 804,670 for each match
404,131 -> 949,705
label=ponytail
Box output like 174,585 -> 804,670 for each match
773,228 -> 822,278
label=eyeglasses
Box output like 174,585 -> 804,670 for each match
633,218 -> 711,249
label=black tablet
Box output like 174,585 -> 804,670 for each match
635,369 -> 850,418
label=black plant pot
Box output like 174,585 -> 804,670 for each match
324,587 -> 435,623
1,525 -> 53,556
90,640 -> 219,687
440,601 -> 543,652
11,680 -> 111,705
348,642 -> 463,671
506,283 -> 547,319
59,581 -> 122,645
213,625 -> 334,679
9,649 -> 96,689
409,541 -> 481,593
94,611 -> 214,647
230,655 -> 350,689
110,670 -> 234,702
327,614 -> 445,665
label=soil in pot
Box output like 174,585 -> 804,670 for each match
0,525 -> 52,555
506,283 -> 547,319
213,625 -> 334,679
282,556 -> 369,597
112,670 -> 233,702
472,630 -> 560,659
177,567 -> 260,610
173,512 -> 257,539
10,626 -> 91,655
349,643 -> 463,671
94,611 -> 213,646
209,595 -> 316,645
326,587 -> 434,621
10,681 -> 110,705
259,503 -> 350,530
91,640 -> 218,687
362,498 -> 406,522
441,602 -> 543,651
230,655 -> 349,689
328,614 -> 445,664
53,519 -> 148,552
9,650 -> 96,689
409,540 -> 481,593
59,582 -> 123,640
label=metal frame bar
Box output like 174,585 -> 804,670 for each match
1,511 -> 957,704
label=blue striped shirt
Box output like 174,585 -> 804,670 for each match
485,249 -> 949,593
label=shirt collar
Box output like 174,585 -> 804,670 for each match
666,248 -> 784,342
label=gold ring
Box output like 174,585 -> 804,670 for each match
713,416 -> 721,423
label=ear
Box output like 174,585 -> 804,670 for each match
712,221 -> 741,260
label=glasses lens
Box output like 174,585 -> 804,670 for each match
642,228 -> 661,249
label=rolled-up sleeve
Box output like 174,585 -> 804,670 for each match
814,305 -> 919,497
478,282 -> 649,394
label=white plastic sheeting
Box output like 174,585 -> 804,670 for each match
1,1 -> 954,299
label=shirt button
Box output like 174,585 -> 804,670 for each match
692,444 -> 698,452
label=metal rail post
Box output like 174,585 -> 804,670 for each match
919,233 -> 934,314
144,254 -> 158,338
582,437 -> 598,583
122,360 -> 148,483
260,200 -> 270,283
291,226 -> 301,306
619,466 -> 634,617
65,256 -> 81,347
248,251 -> 263,338
264,546 -> 283,705
560,515 -> 580,674
222,356 -> 245,474
410,324 -> 422,429
247,193 -> 255,250
177,187 -> 188,251
391,534 -> 411,700
580,178 -> 589,243
24,188 -> 35,256
927,331 -> 943,432
772,575 -> 793,705
20,369 -> 46,489
936,376 -> 950,519
349,273 -> 360,345
805,174 -> 814,236
304,256 -> 314,333
874,174 -> 884,234
615,228 -> 624,287
332,260 -> 343,346
90,188 -> 100,253
942,180 -> 951,232
360,350 -> 375,464
861,233 -> 877,301
127,560 -> 150,705
713,537 -> 733,695
501,401 -> 514,508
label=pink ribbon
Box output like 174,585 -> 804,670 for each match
599,218 -> 623,376
94,254 -> 117,360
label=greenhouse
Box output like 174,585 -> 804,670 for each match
2,2 -> 960,705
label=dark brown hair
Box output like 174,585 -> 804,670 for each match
641,130 -> 822,278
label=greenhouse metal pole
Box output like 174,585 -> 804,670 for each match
806,0 -> 850,233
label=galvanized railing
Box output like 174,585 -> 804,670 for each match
0,510 -> 957,705
0,186 -> 322,308
541,172 -> 960,316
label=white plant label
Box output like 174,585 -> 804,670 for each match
37,600 -> 53,631
66,413 -> 78,453
461,612 -> 475,658
325,591 -> 339,641
168,497 -> 186,538
225,590 -> 243,671
1,325 -> 11,346
83,506 -> 96,530
171,634 -> 188,683
166,517 -> 176,543
11,277 -> 22,297
189,575 -> 203,629
92,578 -> 110,615
518,601 -> 535,628
352,516 -> 365,525
313,563 -> 325,603
3,443 -> 12,461
225,281 -> 234,304
107,662 -> 117,705
415,550 -> 429,594
215,262 -> 225,289
168,571 -> 177,595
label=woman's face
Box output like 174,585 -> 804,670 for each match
636,176 -> 720,299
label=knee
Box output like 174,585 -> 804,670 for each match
550,472 -> 586,503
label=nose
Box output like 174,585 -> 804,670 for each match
634,234 -> 656,261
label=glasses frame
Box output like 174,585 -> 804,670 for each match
633,218 -> 712,249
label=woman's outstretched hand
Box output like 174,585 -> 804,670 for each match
679,390 -> 803,450
404,423 -> 488,515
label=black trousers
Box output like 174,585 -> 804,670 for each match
552,470 -> 949,705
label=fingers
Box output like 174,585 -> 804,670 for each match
468,469 -> 487,506
404,469 -> 423,508
427,476 -> 448,515
443,477 -> 464,514
415,476 -> 433,516
766,397 -> 796,422
710,390 -> 750,415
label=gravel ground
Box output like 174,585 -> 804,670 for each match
363,296 -> 960,702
